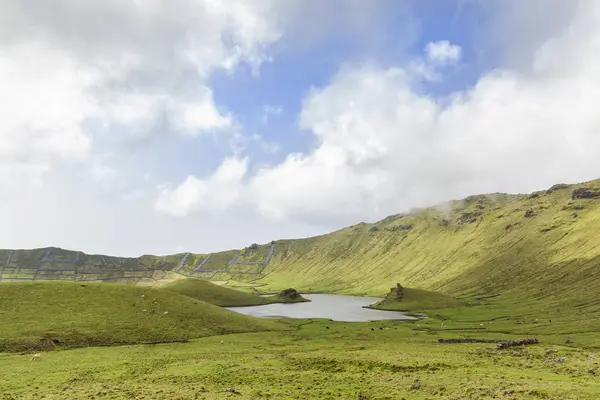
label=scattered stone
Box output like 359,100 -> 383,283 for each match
566,336 -> 573,344
545,348 -> 557,357
410,379 -> 421,391
588,354 -> 597,361
524,209 -> 535,218
549,357 -> 568,363
572,188 -> 600,200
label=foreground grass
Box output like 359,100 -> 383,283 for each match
1,318 -> 599,399
0,281 -> 285,352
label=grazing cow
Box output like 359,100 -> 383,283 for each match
30,353 -> 41,361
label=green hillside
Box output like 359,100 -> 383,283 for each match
0,281 -> 284,352
247,180 -> 600,302
164,278 -> 274,306
2,178 -> 600,317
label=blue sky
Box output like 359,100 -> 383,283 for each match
2,0 -> 599,255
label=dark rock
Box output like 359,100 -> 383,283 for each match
441,218 -> 451,226
385,283 -> 405,301
457,212 -> 482,225
369,226 -> 380,232
279,288 -> 301,300
524,209 -> 535,218
505,224 -> 512,231
438,338 -> 500,344
248,243 -> 259,250
547,183 -> 571,193
410,380 -> 422,390
384,224 -> 413,232
572,188 -> 600,200
497,338 -> 539,349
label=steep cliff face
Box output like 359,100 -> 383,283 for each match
247,179 -> 600,307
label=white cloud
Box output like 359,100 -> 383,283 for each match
90,161 -> 117,183
425,40 -> 462,65
0,0 -> 284,184
158,2 -> 600,229
0,42 -> 95,183
155,156 -> 248,217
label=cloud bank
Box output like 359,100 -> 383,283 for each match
158,2 -> 600,229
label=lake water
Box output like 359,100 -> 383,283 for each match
226,293 -> 418,322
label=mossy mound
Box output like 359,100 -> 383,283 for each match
0,281 -> 284,352
164,278 -> 273,307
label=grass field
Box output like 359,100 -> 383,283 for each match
0,281 -> 285,353
1,317 -> 599,399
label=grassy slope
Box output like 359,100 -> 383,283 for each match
164,278 -> 275,306
370,287 -> 463,312
0,281 -> 284,352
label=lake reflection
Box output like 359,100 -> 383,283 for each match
226,294 -> 417,322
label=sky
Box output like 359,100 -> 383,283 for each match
2,0 -> 600,256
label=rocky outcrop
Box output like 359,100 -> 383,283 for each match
572,188 -> 600,200
546,183 -> 571,194
387,283 -> 404,301
457,212 -> 482,225
384,224 -> 413,232
276,288 -> 309,303
279,288 -> 301,299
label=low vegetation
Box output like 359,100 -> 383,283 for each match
1,318 -> 599,399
